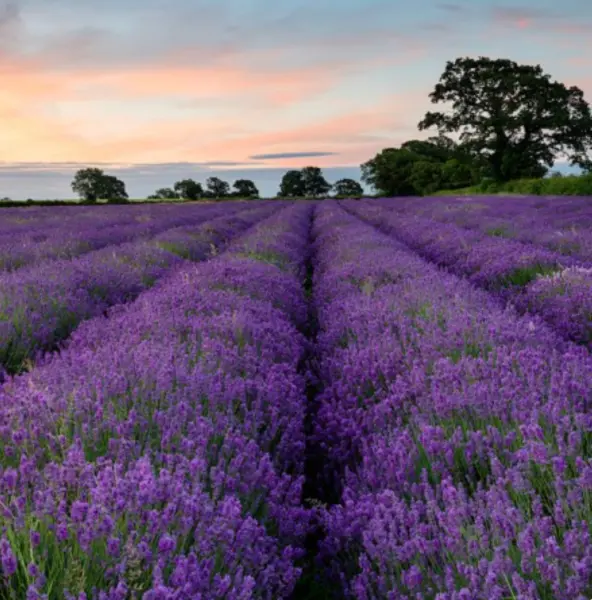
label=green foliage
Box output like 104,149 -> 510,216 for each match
71,168 -> 103,202
278,170 -> 306,197
441,159 -> 475,189
419,56 -> 592,181
148,188 -> 179,200
205,177 -> 230,198
232,179 -> 259,198
361,148 -> 420,196
498,265 -> 560,288
401,136 -> 459,161
486,226 -> 511,238
361,137 -> 479,197
106,195 -> 129,205
237,249 -> 289,270
538,173 -> 592,195
101,176 -> 128,203
332,178 -> 363,197
409,160 -> 444,195
71,168 -> 128,203
300,166 -> 331,197
173,179 -> 203,200
434,173 -> 592,196
278,167 -> 331,197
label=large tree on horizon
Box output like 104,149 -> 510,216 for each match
205,177 -> 230,198
232,179 -> 259,198
300,166 -> 331,197
174,179 -> 203,200
278,170 -> 306,197
418,56 -> 592,181
332,178 -> 363,197
71,168 -> 128,203
361,135 -> 479,196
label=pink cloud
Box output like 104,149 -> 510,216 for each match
186,92 -> 428,164
491,5 -> 590,35
0,21 -> 430,165
0,87 -> 422,165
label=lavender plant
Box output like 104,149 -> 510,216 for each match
0,203 -> 313,598
0,205 -> 277,374
311,202 -> 591,600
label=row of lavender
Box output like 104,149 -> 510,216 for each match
390,196 -> 592,260
310,202 -> 591,599
0,202 -> 255,273
344,199 -> 592,348
0,203 -> 280,375
0,203 -> 313,598
0,204 -> 214,236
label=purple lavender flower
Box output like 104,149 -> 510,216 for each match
0,202 -> 311,598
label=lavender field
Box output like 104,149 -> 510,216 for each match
0,197 -> 591,600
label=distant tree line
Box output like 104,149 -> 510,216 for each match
68,171 -> 262,203
68,56 -> 592,203
69,167 -> 365,202
277,167 -> 363,198
148,177 -> 259,200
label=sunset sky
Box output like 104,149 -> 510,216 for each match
0,0 -> 591,198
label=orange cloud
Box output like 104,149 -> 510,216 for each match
0,79 -> 423,165
0,57 -> 73,101
81,64 -> 316,103
0,24 -> 430,165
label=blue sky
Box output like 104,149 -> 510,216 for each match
0,0 -> 590,198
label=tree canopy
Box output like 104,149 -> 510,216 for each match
206,177 -> 230,198
418,56 -> 592,181
148,188 -> 179,200
278,170 -> 306,197
332,178 -> 364,197
174,179 -> 203,200
278,167 -> 332,197
233,179 -> 259,198
102,176 -> 129,204
300,166 -> 331,197
361,136 -> 477,196
71,168 -> 129,203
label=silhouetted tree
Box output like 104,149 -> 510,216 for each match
71,168 -> 128,202
440,159 -> 475,189
148,188 -> 179,200
102,175 -> 129,203
233,179 -> 259,198
173,179 -> 203,200
71,168 -> 104,203
332,178 -> 363,197
362,134 -> 482,195
301,166 -> 331,197
419,56 -> 592,180
206,177 -> 230,198
361,149 -> 420,196
278,170 -> 306,197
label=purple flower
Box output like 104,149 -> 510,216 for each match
157,534 -> 175,556
0,538 -> 17,577
106,537 -> 120,557
3,468 -> 18,489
